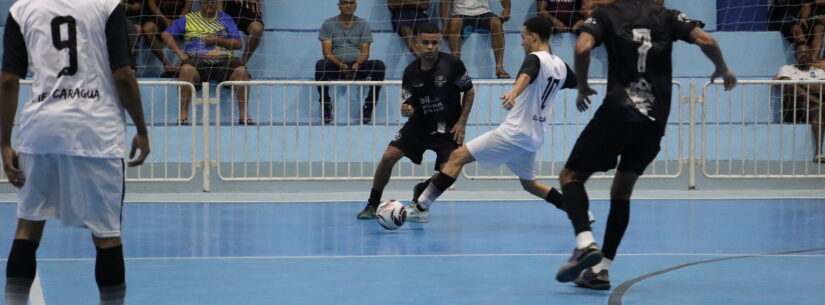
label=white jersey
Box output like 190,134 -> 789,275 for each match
8,0 -> 128,158
498,51 -> 574,152
777,65 -> 825,81
452,0 -> 493,16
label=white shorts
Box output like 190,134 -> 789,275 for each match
465,128 -> 537,180
17,153 -> 125,238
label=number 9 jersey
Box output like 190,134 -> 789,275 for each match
3,0 -> 133,158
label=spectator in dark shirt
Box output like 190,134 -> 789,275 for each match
141,0 -> 192,76
222,0 -> 265,65
316,0 -> 386,124
123,0 -> 144,60
388,0 -> 431,54
537,0 -> 584,34
162,0 -> 253,125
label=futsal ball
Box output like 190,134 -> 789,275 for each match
376,200 -> 406,230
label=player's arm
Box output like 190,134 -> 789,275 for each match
501,73 -> 531,110
689,28 -> 737,91
1,14 -> 29,188
106,4 -> 150,166
452,87 -> 474,143
321,40 -> 347,70
161,31 -> 188,61
573,32 -> 598,111
499,0 -> 511,22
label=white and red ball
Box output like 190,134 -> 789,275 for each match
376,200 -> 406,230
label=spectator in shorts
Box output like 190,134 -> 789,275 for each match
123,0 -> 144,61
537,0 -> 584,34
316,0 -> 386,125
222,0 -> 265,65
776,44 -> 825,163
388,0 -> 431,54
142,0 -> 192,76
162,0 -> 253,125
440,0 -> 511,78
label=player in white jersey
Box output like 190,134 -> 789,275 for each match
405,17 -> 592,223
0,0 -> 150,304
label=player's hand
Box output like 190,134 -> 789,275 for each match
203,35 -> 219,46
500,91 -> 517,110
128,134 -> 151,167
451,124 -> 466,144
2,146 -> 24,188
401,104 -> 414,117
576,87 -> 597,112
711,69 -> 738,91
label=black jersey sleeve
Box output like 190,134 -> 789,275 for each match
578,9 -> 606,45
453,59 -> 473,92
669,10 -> 704,43
106,5 -> 134,71
518,54 -> 541,84
401,67 -> 415,105
2,14 -> 29,78
561,62 -> 577,89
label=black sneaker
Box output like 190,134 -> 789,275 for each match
323,103 -> 334,124
574,268 -> 611,290
556,243 -> 603,282
357,203 -> 377,219
411,181 -> 427,203
362,103 -> 373,125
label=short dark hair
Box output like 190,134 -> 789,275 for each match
523,17 -> 552,42
415,23 -> 441,36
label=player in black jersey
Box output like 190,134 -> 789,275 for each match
357,23 -> 475,219
554,0 -> 737,289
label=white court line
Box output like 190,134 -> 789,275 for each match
4,252 -> 824,262
30,270 -> 46,305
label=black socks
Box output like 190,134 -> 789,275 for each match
562,182 -> 591,234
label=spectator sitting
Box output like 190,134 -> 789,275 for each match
775,44 -> 825,163
316,0 -> 386,125
123,0 -> 144,61
162,0 -> 253,125
537,0 -> 584,34
440,0 -> 511,78
388,0 -> 431,54
222,0 -> 265,65
141,0 -> 192,76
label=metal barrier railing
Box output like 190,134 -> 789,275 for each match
462,81 -> 684,180
702,80 -> 824,178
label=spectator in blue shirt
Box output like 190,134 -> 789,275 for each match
317,0 -> 387,124
161,0 -> 253,125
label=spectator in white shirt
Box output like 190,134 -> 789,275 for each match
440,0 -> 510,78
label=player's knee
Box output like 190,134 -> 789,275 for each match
92,236 -> 122,249
248,22 -> 264,37
490,18 -> 503,30
519,179 -> 536,191
231,66 -> 249,80
178,65 -> 198,82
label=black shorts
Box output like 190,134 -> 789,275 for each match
180,57 -> 245,83
565,121 -> 662,176
454,12 -> 498,38
223,1 -> 264,33
390,8 -> 429,36
389,124 -> 459,171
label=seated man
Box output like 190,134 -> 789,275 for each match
122,0 -> 144,61
222,0 -> 265,65
777,44 -> 825,163
440,0 -> 510,78
316,0 -> 386,124
388,0 -> 431,54
162,0 -> 253,125
141,0 -> 192,76
537,0 -> 584,34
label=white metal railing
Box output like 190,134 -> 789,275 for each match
0,81 -> 198,183
701,80 -> 825,178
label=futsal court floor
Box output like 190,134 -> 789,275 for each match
0,197 -> 823,305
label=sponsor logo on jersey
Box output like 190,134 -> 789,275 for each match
435,75 -> 447,88
585,17 -> 596,25
677,13 -> 691,23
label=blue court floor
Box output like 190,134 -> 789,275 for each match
1,198 -> 824,305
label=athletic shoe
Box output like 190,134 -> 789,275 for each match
406,200 -> 430,223
362,103 -> 373,125
588,211 -> 596,224
323,103 -> 334,124
357,203 -> 377,219
573,268 -> 611,290
556,243 -> 603,282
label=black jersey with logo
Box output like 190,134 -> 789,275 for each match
401,52 -> 473,134
579,0 -> 703,134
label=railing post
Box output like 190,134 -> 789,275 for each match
202,82 -> 211,192
688,82 -> 698,190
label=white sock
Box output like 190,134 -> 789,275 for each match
591,258 -> 612,273
575,231 -> 596,249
